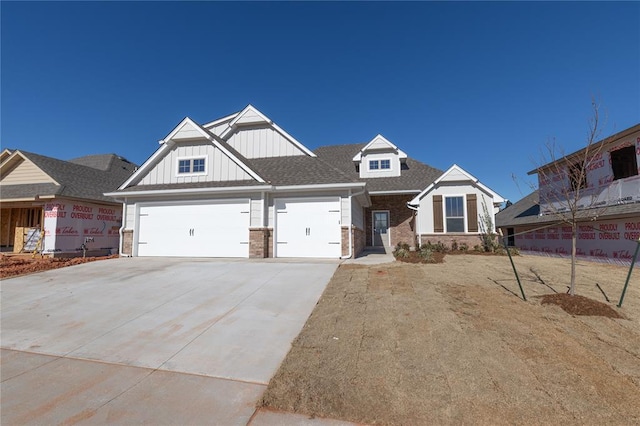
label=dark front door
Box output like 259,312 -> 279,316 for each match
372,211 -> 390,247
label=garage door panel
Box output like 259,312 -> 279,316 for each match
275,198 -> 341,258
137,201 -> 249,257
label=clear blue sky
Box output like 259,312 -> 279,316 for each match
2,1 -> 639,203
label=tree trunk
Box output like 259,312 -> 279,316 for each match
570,222 -> 577,296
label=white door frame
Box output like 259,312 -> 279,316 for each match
371,210 -> 390,247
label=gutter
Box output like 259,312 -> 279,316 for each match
104,185 -> 272,198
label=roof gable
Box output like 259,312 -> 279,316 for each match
218,105 -> 316,158
119,117 -> 265,189
352,134 -> 408,162
1,150 -> 135,203
0,151 -> 57,185
409,164 -> 505,205
0,149 -> 13,164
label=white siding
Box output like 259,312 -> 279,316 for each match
351,197 -> 365,229
341,197 -> 350,226
205,121 -> 232,137
359,152 -> 401,178
125,201 -> 136,228
226,126 -> 306,158
250,197 -> 264,227
417,183 -> 495,234
438,168 -> 469,182
172,122 -> 204,140
0,159 -> 54,184
138,142 -> 253,185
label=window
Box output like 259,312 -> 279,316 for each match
445,196 -> 465,232
569,162 -> 587,192
611,146 -> 638,180
193,158 -> 205,173
177,157 -> 206,175
178,159 -> 191,174
369,159 -> 390,171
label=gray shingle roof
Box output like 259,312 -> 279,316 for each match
1,151 -> 137,203
248,155 -> 359,186
496,190 -> 640,227
314,144 -> 443,192
0,183 -> 62,200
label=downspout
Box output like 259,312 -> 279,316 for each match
407,202 -> 420,248
340,188 -> 367,260
118,198 -> 130,257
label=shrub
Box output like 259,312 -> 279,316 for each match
473,244 -> 483,252
451,240 -> 458,251
433,241 -> 448,253
418,245 -> 434,262
393,242 -> 411,259
459,242 -> 469,251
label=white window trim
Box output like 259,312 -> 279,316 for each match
175,155 -> 208,177
368,158 -> 392,172
443,194 -> 467,233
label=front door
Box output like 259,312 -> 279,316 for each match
372,211 -> 390,247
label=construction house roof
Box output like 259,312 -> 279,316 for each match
0,151 -> 137,203
496,190 -> 640,228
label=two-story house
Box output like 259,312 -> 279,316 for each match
106,105 -> 504,258
496,123 -> 640,263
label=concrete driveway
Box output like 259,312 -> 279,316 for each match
1,257 -> 339,425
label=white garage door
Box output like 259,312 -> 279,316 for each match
137,200 -> 250,257
275,198 -> 341,258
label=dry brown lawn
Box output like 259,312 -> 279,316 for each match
260,254 -> 640,425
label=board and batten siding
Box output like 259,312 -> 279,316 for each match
417,183 -> 494,234
226,126 -> 305,158
139,143 -> 253,185
1,159 -> 54,184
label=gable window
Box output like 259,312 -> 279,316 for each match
177,157 -> 207,175
445,196 -> 465,232
610,146 -> 638,180
569,162 -> 587,192
369,159 -> 391,171
178,159 -> 191,174
193,158 -> 205,173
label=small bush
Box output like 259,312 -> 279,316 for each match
433,241 -> 448,253
393,242 -> 411,259
459,242 -> 469,251
451,240 -> 458,251
419,245 -> 434,262
473,244 -> 483,252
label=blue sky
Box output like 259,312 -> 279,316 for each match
2,1 -> 639,203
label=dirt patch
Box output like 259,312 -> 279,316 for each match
541,293 -> 624,318
0,254 -> 119,279
261,255 -> 640,425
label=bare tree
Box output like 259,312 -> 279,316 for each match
532,99 -> 609,296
